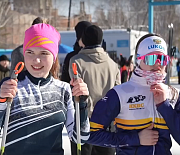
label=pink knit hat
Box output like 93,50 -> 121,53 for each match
23,23 -> 60,60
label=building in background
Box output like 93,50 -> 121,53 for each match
13,0 -> 53,16
0,1 -> 91,49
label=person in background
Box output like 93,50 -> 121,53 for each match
10,17 -> 49,75
61,21 -> 92,155
126,55 -> 134,79
69,25 -> 120,155
176,58 -> 180,84
119,55 -> 128,83
61,21 -> 91,83
0,23 -> 90,155
119,54 -> 133,83
0,55 -> 10,81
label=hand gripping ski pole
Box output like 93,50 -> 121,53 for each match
72,63 -> 81,155
0,62 -> 24,155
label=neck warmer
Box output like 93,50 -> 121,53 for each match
134,67 -> 166,86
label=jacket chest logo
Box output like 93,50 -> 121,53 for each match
127,95 -> 146,110
127,95 -> 146,103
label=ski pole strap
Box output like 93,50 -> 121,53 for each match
0,98 -> 7,103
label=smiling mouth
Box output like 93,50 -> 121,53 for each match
31,66 -> 44,70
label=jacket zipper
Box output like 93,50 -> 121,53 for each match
152,95 -> 155,155
153,95 -> 169,155
134,146 -> 139,155
164,143 -> 170,155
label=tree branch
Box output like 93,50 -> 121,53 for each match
0,14 -> 13,28
0,1 -> 11,28
4,3 -> 10,16
0,2 -> 5,20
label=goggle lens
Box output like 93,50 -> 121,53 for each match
138,54 -> 170,66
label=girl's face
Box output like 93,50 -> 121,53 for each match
139,51 -> 166,73
24,47 -> 54,78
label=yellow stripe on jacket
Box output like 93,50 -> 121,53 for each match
154,118 -> 168,129
115,117 -> 153,125
116,123 -> 151,130
90,122 -> 104,132
114,117 -> 168,130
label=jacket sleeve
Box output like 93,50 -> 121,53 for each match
157,93 -> 180,144
87,89 -> 140,147
65,84 -> 89,144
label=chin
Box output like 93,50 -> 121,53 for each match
31,72 -> 44,78
33,75 -> 42,78
28,69 -> 47,78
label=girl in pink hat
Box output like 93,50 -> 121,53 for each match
0,23 -> 90,155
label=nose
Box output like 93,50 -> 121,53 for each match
155,59 -> 161,65
151,60 -> 161,71
33,57 -> 41,63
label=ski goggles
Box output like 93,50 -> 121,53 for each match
137,54 -> 170,66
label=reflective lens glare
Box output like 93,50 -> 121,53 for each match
138,54 -> 170,66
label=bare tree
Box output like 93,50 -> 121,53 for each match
153,0 -> 178,44
94,0 -> 128,29
0,1 -> 13,28
94,6 -> 109,28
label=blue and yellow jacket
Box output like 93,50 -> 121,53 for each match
88,73 -> 179,155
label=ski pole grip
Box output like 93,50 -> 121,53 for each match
74,95 -> 80,102
72,63 -> 78,79
6,98 -> 13,103
7,62 -> 24,102
72,63 -> 80,102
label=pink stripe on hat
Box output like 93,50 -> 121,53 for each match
23,24 -> 60,60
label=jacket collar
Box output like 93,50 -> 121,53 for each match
129,72 -> 150,87
83,45 -> 101,49
18,70 -> 52,86
79,47 -> 105,54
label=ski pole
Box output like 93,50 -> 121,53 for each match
0,62 -> 24,155
72,63 -> 81,155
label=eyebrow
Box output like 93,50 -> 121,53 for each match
26,49 -> 33,52
41,50 -> 49,52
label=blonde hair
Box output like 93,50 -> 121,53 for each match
43,18 -> 49,24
